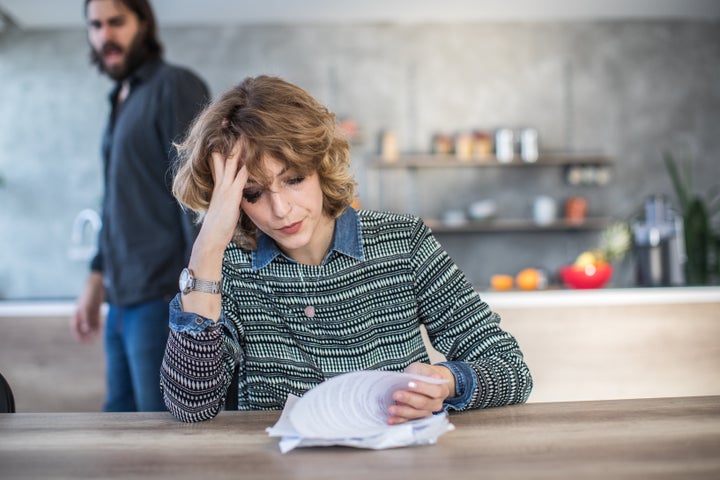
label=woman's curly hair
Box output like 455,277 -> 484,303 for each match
172,75 -> 356,250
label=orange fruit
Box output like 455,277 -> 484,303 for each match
490,274 -> 514,291
516,268 -> 541,291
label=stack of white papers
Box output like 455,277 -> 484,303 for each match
266,370 -> 455,453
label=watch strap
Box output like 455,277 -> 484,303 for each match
192,277 -> 221,294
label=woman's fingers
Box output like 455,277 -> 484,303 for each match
386,379 -> 447,424
404,362 -> 456,397
211,150 -> 236,185
209,153 -> 220,184
394,382 -> 444,409
199,147 -> 248,249
209,146 -> 247,200
387,404 -> 432,424
385,362 -> 457,424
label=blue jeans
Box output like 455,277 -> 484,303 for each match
104,299 -> 170,412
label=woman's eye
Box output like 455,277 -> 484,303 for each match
242,190 -> 262,203
287,176 -> 305,186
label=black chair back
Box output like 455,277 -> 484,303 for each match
0,372 -> 16,413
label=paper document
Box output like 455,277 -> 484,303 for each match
266,370 -> 455,453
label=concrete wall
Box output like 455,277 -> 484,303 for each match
1,20 -> 718,299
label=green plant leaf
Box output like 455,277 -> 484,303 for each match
683,151 -> 693,195
706,185 -> 720,219
663,152 -> 689,212
684,197 -> 709,285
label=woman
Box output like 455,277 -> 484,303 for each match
161,75 -> 532,423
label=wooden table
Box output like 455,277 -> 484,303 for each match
1,396 -> 718,479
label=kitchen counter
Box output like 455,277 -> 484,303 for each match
1,286 -> 718,316
1,286 -> 718,411
474,285 -> 720,402
480,285 -> 720,308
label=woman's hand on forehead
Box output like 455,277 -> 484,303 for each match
198,149 -> 248,247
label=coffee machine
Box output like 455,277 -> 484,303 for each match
632,195 -> 686,286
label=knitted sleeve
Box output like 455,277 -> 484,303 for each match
410,219 -> 533,409
160,320 -> 240,422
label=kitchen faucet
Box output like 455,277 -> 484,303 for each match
68,209 -> 102,261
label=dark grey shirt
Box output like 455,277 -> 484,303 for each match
91,58 -> 210,306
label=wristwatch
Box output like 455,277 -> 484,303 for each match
179,268 -> 221,295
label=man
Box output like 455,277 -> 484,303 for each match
71,0 -> 210,412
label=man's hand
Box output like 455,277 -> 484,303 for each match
70,271 -> 104,342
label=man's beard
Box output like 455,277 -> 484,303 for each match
93,33 -> 148,81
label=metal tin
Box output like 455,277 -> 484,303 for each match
495,128 -> 514,163
520,128 -> 539,163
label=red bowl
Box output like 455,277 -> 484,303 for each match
559,264 -> 613,289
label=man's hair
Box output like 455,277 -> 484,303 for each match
85,0 -> 163,67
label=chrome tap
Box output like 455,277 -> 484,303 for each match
68,209 -> 102,261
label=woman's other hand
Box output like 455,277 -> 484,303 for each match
386,362 -> 456,425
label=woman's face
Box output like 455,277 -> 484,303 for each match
241,156 -> 334,265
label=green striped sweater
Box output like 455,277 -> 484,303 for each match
161,210 -> 532,422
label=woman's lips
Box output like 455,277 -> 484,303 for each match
279,221 -> 302,235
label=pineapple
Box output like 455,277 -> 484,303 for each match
573,222 -> 630,268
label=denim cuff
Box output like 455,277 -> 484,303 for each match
168,293 -> 227,335
437,361 -> 477,411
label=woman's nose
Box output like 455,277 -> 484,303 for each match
269,191 -> 290,217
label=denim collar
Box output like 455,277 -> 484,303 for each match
251,207 -> 364,270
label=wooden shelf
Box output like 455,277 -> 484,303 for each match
371,152 -> 611,169
424,217 -> 611,233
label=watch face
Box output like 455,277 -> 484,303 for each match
179,268 -> 192,294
